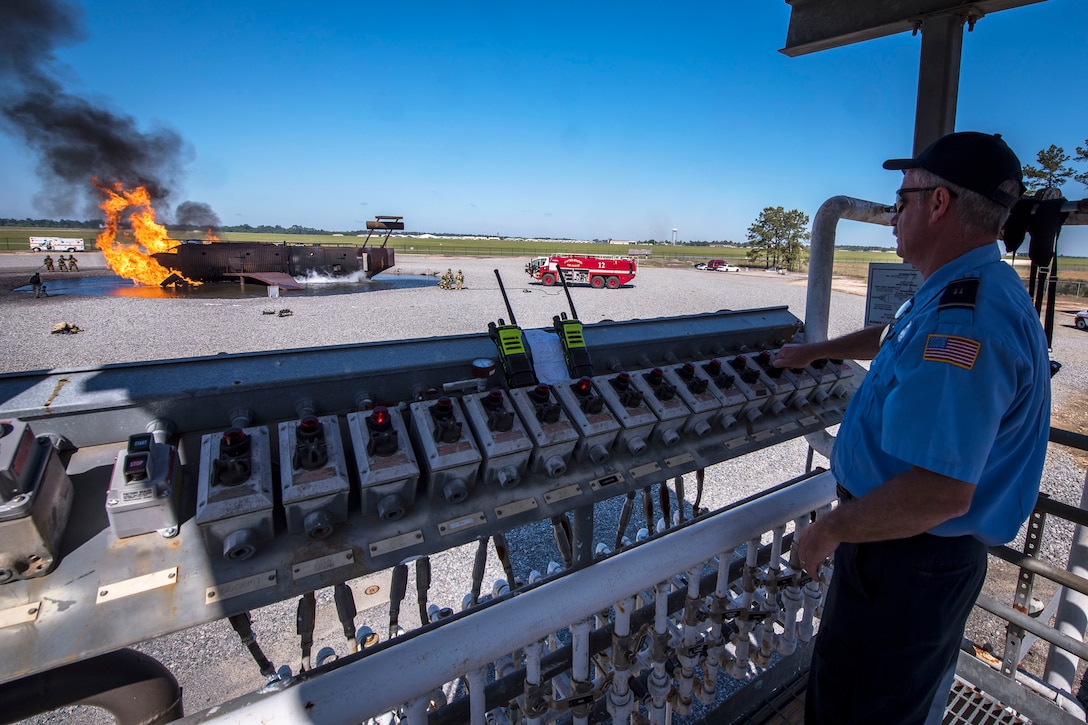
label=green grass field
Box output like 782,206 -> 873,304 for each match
3,226 -> 1086,283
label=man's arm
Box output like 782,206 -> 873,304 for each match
798,466 -> 975,579
773,325 -> 885,369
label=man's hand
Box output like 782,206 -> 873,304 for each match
797,468 -> 975,579
773,343 -> 816,370
799,516 -> 839,580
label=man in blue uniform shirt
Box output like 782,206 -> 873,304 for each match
774,131 -> 1050,724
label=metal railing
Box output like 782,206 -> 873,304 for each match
186,472 -> 839,724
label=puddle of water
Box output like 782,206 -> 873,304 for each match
14,272 -> 438,299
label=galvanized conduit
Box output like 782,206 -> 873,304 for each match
0,648 -> 183,724
183,471 -> 838,724
803,195 -> 894,344
802,195 -> 892,458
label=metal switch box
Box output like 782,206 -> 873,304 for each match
106,433 -> 180,539
196,426 -> 274,561
348,406 -> 420,520
278,415 -> 351,538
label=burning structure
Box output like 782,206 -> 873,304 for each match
149,216 -> 402,289
94,182 -> 400,289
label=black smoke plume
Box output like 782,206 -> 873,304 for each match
175,201 -> 222,230
0,0 -> 192,218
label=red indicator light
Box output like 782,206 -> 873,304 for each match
530,384 -> 551,403
435,397 -> 453,415
219,427 -> 251,459
222,428 -> 246,446
370,406 -> 392,430
575,377 -> 594,395
612,372 -> 631,390
706,359 -> 722,375
649,368 -> 664,382
680,363 -> 696,379
298,417 -> 321,435
484,390 -> 504,408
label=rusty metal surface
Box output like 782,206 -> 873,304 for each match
150,242 -> 397,283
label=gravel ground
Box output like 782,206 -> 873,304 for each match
3,251 -> 1087,722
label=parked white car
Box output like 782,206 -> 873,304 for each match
1076,310 -> 1087,331
715,263 -> 740,272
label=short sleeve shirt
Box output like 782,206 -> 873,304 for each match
830,243 -> 1050,545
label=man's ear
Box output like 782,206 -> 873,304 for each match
928,186 -> 956,223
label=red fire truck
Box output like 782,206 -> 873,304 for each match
525,254 -> 637,289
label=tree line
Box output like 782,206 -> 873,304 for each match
11,139 -> 1082,275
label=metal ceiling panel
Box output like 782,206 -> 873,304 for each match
781,0 -> 1048,56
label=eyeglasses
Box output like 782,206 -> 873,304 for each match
892,186 -> 958,214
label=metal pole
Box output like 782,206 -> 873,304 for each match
912,11 -> 964,154
1043,467 -> 1088,694
805,196 -> 893,343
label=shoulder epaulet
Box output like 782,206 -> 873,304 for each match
938,277 -> 979,311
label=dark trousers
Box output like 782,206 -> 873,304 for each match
805,532 -> 987,724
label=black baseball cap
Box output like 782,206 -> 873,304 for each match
883,132 -> 1024,209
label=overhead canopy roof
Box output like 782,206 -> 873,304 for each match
781,0 -> 1047,56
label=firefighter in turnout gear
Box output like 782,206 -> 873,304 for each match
438,268 -> 453,290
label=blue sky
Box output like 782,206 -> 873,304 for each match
1,0 -> 1087,255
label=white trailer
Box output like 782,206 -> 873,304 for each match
29,237 -> 86,252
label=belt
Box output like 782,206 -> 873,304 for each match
836,484 -> 855,502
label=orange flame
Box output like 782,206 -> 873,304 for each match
94,180 -> 200,286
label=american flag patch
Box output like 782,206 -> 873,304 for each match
923,334 -> 981,370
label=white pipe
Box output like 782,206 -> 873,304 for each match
674,566 -> 702,715
608,595 -> 636,724
401,695 -> 429,724
755,525 -> 787,666
191,472 -> 838,724
466,667 -> 486,725
778,516 -> 807,655
805,195 -> 894,343
523,640 -> 545,725
802,195 -> 890,457
648,580 -> 672,725
571,618 -> 592,725
700,549 -> 734,703
1044,467 -> 1088,694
